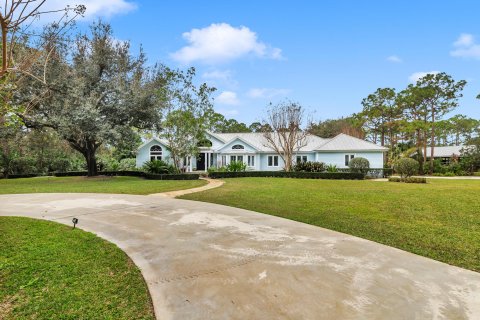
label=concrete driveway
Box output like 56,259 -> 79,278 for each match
1,193 -> 479,320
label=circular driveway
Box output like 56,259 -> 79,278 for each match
1,193 -> 479,319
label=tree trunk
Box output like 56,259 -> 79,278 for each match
430,109 -> 435,174
86,150 -> 98,176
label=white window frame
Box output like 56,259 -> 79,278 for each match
268,155 -> 279,167
345,154 -> 355,166
247,155 -> 255,167
150,145 -> 163,161
232,144 -> 245,150
230,155 -> 244,163
296,155 -> 308,163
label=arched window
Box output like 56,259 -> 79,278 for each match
197,139 -> 213,147
150,145 -> 162,161
232,144 -> 244,150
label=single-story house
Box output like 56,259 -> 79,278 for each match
424,146 -> 467,164
136,132 -> 388,171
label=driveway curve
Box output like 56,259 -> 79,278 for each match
1,193 -> 479,320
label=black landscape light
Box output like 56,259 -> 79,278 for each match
72,218 -> 78,229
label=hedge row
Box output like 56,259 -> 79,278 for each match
4,173 -> 43,179
388,177 -> 427,184
208,171 -> 364,180
144,173 -> 200,180
53,171 -> 200,180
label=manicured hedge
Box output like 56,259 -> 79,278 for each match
53,171 -> 88,177
144,173 -> 200,180
99,170 -> 145,177
4,173 -> 43,179
53,171 -> 199,180
388,177 -> 427,183
208,171 -> 364,180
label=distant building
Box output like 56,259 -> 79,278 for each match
424,146 -> 467,164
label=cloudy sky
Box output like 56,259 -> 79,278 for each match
40,0 -> 480,123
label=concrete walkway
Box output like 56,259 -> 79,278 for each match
150,178 -> 224,198
1,193 -> 479,319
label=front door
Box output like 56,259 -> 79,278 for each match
197,153 -> 206,171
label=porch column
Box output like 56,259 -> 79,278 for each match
189,156 -> 193,172
205,152 -> 209,172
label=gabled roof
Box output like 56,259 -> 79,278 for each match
212,132 -> 329,152
215,136 -> 260,152
138,132 -> 387,153
137,137 -> 169,150
425,146 -> 467,158
315,133 -> 388,151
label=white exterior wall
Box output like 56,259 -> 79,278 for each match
136,140 -> 172,168
316,151 -> 384,168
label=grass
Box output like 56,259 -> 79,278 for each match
181,178 -> 480,272
0,176 -> 206,195
0,217 -> 154,320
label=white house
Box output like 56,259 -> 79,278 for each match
136,132 -> 388,171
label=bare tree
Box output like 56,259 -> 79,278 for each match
262,100 -> 308,171
0,1 -> 85,78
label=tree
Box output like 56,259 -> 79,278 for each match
160,68 -> 215,170
0,2 -> 85,125
414,73 -> 466,173
262,100 -> 308,172
358,88 -> 400,147
208,112 -> 250,133
0,1 -> 85,77
249,121 -> 271,133
308,117 -> 364,138
17,22 -> 165,176
460,143 -> 480,173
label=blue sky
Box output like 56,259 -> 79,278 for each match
47,0 -> 480,123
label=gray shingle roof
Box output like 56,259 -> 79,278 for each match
425,146 -> 467,158
210,132 -> 329,152
314,133 -> 388,151
210,132 -> 387,152
139,132 -> 387,153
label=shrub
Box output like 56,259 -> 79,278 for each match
142,160 -> 176,174
474,172 -> 480,176
208,166 -> 227,173
293,161 -> 326,172
326,164 -> 338,173
54,171 -> 88,177
118,158 -> 137,171
443,172 -> 455,177
404,177 -> 427,183
208,171 -> 364,180
144,173 -> 199,180
348,157 -> 370,174
394,158 -> 419,178
388,177 -> 402,182
226,161 -> 246,172
389,176 -> 426,183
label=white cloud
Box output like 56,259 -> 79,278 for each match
247,88 -> 290,99
171,23 -> 283,64
216,91 -> 240,105
454,33 -> 474,47
386,55 -> 402,63
450,33 -> 480,59
202,70 -> 232,80
408,71 -> 440,83
39,0 -> 137,21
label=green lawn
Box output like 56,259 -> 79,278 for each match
181,178 -> 480,272
0,176 -> 206,195
0,217 -> 154,320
